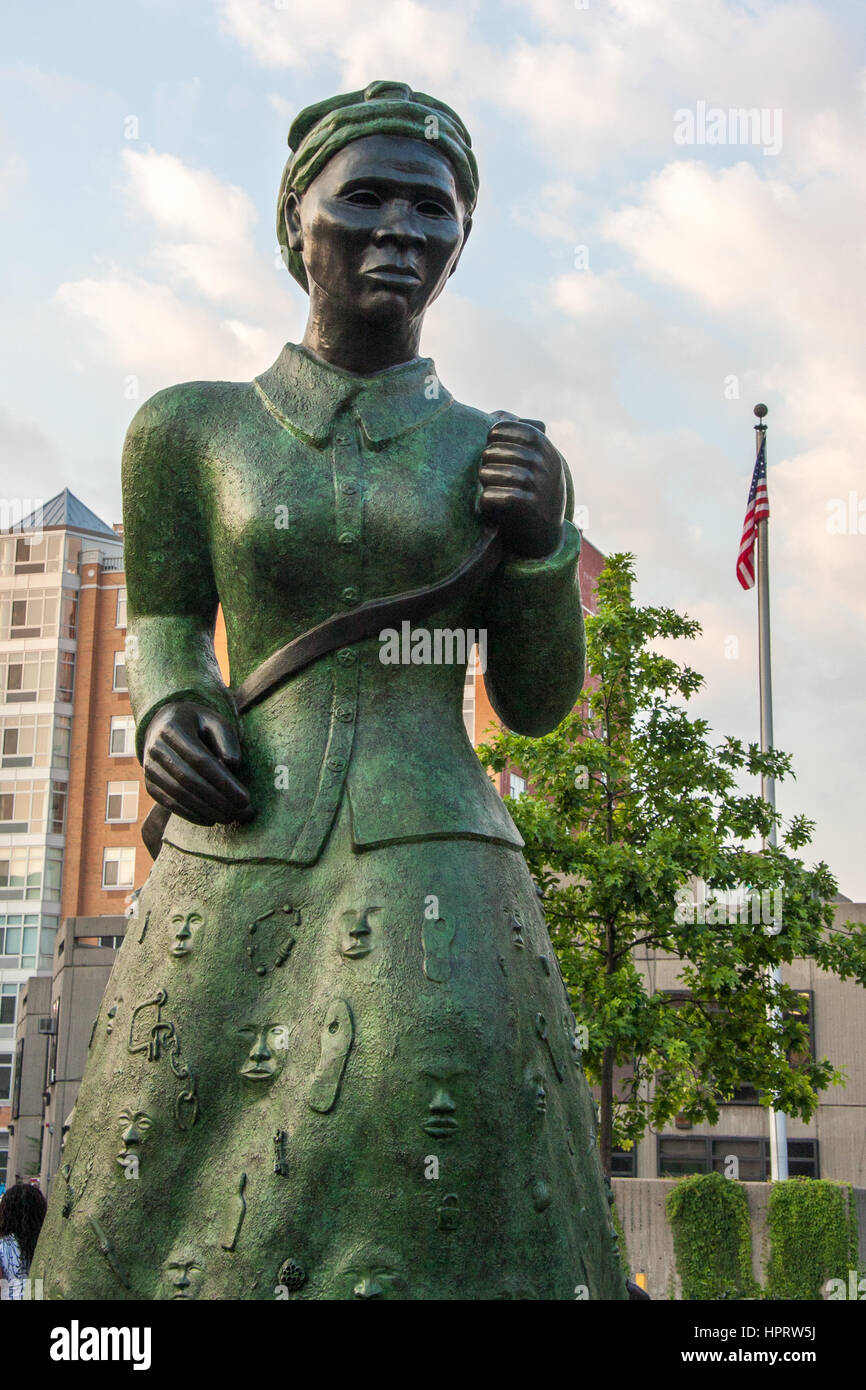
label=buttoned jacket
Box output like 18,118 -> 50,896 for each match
122,344 -> 585,863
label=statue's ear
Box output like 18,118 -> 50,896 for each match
284,191 -> 303,252
448,215 -> 472,277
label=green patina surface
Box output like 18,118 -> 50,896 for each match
34,342 -> 627,1300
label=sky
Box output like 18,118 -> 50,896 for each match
1,0 -> 864,896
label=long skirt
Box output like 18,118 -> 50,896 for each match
35,797 -> 626,1300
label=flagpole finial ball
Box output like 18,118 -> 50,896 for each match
753,403 -> 768,419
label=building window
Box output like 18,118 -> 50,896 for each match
0,589 -> 71,641
102,847 -> 136,890
0,1053 -> 11,1102
657,1134 -> 819,1181
109,715 -> 136,757
0,714 -> 69,769
0,649 -> 70,702
57,650 -> 75,702
0,846 -> 62,902
113,650 -> 127,692
11,1037 -> 23,1119
461,653 -> 476,744
39,925 -> 57,965
719,991 -> 814,1105
0,982 -> 17,1025
0,780 -> 66,835
116,587 -> 127,628
0,916 -> 41,968
610,1147 -> 637,1177
508,773 -> 526,799
105,781 -> 138,823
50,782 -> 67,833
0,1131 -> 8,1187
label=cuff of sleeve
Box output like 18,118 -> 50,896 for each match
499,518 -> 581,581
127,616 -> 237,763
133,687 -> 238,764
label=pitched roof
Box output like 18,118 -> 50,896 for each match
8,488 -> 118,538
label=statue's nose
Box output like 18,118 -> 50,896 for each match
250,1032 -> 271,1061
121,1124 -> 140,1146
175,920 -> 191,939
353,1276 -> 383,1299
372,205 -> 424,248
429,1089 -> 456,1115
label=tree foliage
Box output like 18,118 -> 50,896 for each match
478,553 -> 866,1175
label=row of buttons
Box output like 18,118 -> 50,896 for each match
278,411 -> 363,863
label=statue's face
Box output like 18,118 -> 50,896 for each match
162,1251 -> 203,1300
287,133 -> 468,324
169,904 -> 204,958
238,1023 -> 290,1081
117,1105 -> 153,1172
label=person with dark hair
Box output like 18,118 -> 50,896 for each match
0,1183 -> 47,1298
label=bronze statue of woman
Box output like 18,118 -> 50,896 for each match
35,81 -> 627,1300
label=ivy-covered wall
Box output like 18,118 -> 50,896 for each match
765,1179 -> 860,1300
665,1172 -> 760,1300
618,1174 -> 864,1299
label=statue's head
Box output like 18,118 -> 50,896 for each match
277,80 -> 478,326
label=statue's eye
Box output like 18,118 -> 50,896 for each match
344,189 -> 381,207
416,199 -> 451,218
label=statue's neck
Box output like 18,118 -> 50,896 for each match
301,291 -> 424,375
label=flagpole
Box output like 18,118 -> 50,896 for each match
754,402 -> 788,1182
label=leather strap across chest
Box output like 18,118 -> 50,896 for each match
140,527 -> 502,860
233,524 -> 502,713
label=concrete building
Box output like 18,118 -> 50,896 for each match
39,915 -> 126,1192
8,974 -> 52,1184
611,901 -> 866,1187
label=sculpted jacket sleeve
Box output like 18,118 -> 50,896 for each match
121,385 -> 237,762
482,515 -> 585,737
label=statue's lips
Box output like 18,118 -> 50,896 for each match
362,265 -> 422,286
342,940 -> 371,958
424,1116 -> 458,1138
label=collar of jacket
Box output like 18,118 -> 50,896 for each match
253,341 -> 453,447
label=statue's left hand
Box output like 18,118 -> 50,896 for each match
479,417 -> 566,559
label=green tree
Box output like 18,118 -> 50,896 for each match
478,553 -> 866,1176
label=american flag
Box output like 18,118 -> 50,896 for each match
737,435 -> 770,590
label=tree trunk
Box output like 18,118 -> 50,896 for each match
599,914 -> 617,1177
600,1043 -> 614,1178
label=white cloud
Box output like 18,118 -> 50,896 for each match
121,148 -> 256,246
54,148 -> 303,394
553,268 -> 639,322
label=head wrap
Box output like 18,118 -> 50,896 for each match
276,80 -> 479,292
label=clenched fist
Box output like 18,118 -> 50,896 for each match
479,414 -> 567,559
143,701 -> 254,826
